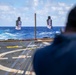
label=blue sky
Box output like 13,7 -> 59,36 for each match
0,0 -> 76,27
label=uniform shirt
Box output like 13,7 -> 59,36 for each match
33,34 -> 76,75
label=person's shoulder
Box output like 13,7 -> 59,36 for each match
34,45 -> 52,59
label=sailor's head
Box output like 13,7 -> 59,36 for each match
65,5 -> 76,32
18,17 -> 21,21
48,16 -> 51,19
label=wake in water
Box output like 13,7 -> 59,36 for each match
0,27 -> 61,40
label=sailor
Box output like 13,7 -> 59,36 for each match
16,17 -> 22,30
47,16 -> 52,29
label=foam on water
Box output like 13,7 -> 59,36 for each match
0,27 -> 62,40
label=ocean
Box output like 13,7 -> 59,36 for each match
0,27 -> 63,40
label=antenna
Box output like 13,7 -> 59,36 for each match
34,13 -> 37,39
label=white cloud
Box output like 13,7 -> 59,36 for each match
22,7 -> 29,11
59,11 -> 65,15
0,3 -> 31,26
34,0 -> 39,7
32,0 -> 39,12
40,2 -> 74,26
58,2 -> 66,7
35,1 -> 73,17
0,1 -> 75,26
0,5 -> 10,11
52,16 -> 57,19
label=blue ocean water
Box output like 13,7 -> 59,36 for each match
0,27 -> 63,40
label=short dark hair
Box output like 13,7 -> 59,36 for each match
66,6 -> 76,28
18,17 -> 21,21
48,16 -> 51,19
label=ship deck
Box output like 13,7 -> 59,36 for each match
0,38 -> 53,75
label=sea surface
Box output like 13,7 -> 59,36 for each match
0,27 -> 64,40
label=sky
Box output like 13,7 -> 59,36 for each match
0,0 -> 76,27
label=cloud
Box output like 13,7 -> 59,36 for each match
35,1 -> 73,17
0,3 -> 31,26
34,0 -> 39,7
0,5 -> 10,11
58,2 -> 66,7
51,2 -> 73,14
52,16 -> 57,19
0,1 -> 75,26
38,1 -> 74,26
